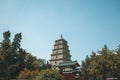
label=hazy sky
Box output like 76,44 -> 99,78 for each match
0,0 -> 120,64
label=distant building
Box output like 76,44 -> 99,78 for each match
49,35 -> 81,80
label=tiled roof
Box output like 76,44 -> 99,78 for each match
57,61 -> 80,67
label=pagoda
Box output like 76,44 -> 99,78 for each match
49,35 -> 71,66
49,35 -> 81,80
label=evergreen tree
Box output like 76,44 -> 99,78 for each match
81,45 -> 120,80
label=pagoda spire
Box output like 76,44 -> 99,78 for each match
60,34 -> 63,39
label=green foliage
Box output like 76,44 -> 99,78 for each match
39,69 -> 64,80
0,31 -> 48,80
81,55 -> 90,80
17,68 -> 40,80
81,45 -> 120,80
17,68 -> 64,80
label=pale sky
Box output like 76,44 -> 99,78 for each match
0,0 -> 120,64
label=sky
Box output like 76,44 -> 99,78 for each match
0,0 -> 120,64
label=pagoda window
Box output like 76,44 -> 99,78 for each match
56,41 -> 59,44
60,41 -> 62,43
54,46 -> 57,49
59,45 -> 63,48
55,61 -> 57,64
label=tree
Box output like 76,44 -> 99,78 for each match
17,68 -> 40,80
0,31 -> 51,80
81,45 -> 120,80
25,53 -> 39,70
114,45 -> 120,79
39,69 -> 64,80
81,55 -> 90,80
0,31 -> 23,79
0,31 -> 11,80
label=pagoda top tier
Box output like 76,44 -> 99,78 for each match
55,35 -> 67,43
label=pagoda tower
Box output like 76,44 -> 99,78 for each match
49,35 -> 81,80
49,35 -> 71,66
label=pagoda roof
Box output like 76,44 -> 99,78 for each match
55,35 -> 67,43
55,38 -> 67,43
57,61 -> 80,67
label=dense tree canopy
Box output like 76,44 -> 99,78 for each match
0,31 -> 50,80
39,69 -> 64,80
81,45 -> 120,80
17,68 -> 40,80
